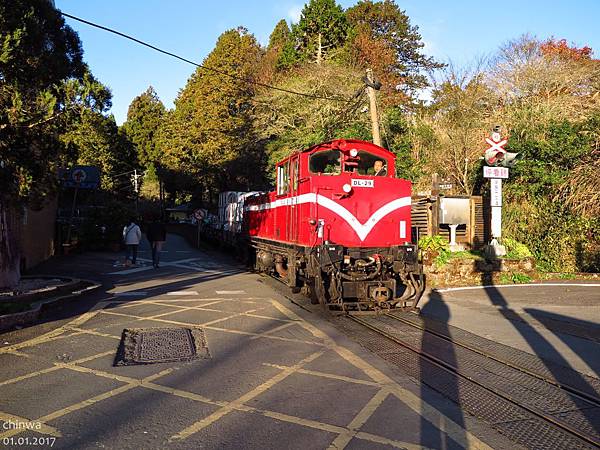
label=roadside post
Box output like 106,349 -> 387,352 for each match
482,126 -> 519,257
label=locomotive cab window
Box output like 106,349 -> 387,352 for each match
309,150 -> 341,175
277,162 -> 290,195
352,150 -> 389,176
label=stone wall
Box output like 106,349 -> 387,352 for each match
425,257 -> 537,287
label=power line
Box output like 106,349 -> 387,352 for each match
60,12 -> 353,103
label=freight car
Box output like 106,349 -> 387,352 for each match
221,139 -> 424,311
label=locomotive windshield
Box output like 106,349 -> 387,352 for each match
349,150 -> 389,175
309,150 -> 341,175
309,148 -> 390,176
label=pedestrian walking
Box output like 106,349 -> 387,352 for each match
147,218 -> 167,268
123,217 -> 141,265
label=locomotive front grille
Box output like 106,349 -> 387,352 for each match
342,280 -> 396,300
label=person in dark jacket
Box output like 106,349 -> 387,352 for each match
146,219 -> 167,268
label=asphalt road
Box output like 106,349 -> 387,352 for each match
3,234 -> 598,449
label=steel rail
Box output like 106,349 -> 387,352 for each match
348,314 -> 600,449
384,312 -> 600,408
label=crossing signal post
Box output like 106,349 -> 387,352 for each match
483,127 -> 519,256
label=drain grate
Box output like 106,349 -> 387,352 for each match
114,327 -> 210,366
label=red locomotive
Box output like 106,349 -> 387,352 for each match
241,138 -> 424,311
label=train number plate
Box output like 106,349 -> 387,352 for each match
351,179 -> 374,188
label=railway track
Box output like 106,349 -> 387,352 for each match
341,312 -> 600,450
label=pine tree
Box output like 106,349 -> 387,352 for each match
268,19 -> 291,51
292,0 -> 349,65
122,86 -> 166,168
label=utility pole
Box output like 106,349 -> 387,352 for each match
365,68 -> 382,147
131,169 -> 141,214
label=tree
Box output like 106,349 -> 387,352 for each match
0,0 -> 85,287
159,28 -> 265,201
122,86 -> 166,168
290,0 -> 349,65
61,110 -> 137,191
253,62 -> 369,169
345,0 -> 444,106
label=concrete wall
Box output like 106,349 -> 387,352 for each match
20,198 -> 57,270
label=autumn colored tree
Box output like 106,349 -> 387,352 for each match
540,38 -> 593,61
345,0 -> 444,106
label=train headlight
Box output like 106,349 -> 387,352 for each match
349,148 -> 358,157
342,183 -> 352,193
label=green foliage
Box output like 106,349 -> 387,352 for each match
60,111 -> 136,191
508,119 -> 595,196
558,273 -> 576,280
504,197 -> 600,272
383,108 -> 422,180
499,272 -> 532,284
0,0 -> 85,205
418,235 -> 451,267
289,0 -> 349,65
418,235 -> 449,252
268,19 -> 290,51
122,86 -> 165,168
448,250 -> 483,260
502,238 -> 533,259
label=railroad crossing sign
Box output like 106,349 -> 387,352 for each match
483,134 -> 508,166
485,135 -> 507,152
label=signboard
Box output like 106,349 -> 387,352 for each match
351,179 -> 374,188
439,198 -> 470,225
59,166 -> 101,189
490,178 -> 502,207
483,166 -> 509,179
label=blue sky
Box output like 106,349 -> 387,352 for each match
54,0 -> 600,125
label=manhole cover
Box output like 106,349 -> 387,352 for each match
114,327 -> 210,366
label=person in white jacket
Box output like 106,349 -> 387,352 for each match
122,217 -> 142,265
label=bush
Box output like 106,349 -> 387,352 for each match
419,235 -> 450,267
503,238 -> 533,259
499,272 -> 532,284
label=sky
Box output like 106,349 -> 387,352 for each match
54,0 -> 600,125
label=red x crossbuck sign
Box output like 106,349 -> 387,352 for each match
484,134 -> 508,165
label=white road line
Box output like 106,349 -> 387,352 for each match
437,283 -> 600,293
216,290 -> 246,294
166,291 -> 199,296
